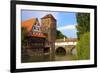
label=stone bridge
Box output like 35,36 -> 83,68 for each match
55,38 -> 77,55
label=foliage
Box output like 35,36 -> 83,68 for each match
21,27 -> 28,46
56,30 -> 67,39
21,27 -> 29,62
76,13 -> 90,39
76,32 -> 90,60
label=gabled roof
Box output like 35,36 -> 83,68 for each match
21,18 -> 47,38
21,18 -> 36,32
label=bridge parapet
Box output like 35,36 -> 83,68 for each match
55,42 -> 77,46
55,38 -> 77,55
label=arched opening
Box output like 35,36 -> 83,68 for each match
56,47 -> 66,56
71,47 -> 77,55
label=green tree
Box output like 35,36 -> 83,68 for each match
76,13 -> 90,38
21,27 -> 28,46
76,32 -> 90,60
76,13 -> 90,60
56,30 -> 67,39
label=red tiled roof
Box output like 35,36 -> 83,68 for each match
22,18 -> 47,38
31,33 -> 46,38
21,18 -> 36,32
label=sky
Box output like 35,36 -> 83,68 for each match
21,10 -> 77,38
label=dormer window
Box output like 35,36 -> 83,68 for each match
32,23 -> 40,31
33,26 -> 36,30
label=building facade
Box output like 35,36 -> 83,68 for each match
21,18 -> 47,62
21,14 -> 56,62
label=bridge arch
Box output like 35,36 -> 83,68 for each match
71,46 -> 77,55
55,47 -> 66,56
55,45 -> 77,56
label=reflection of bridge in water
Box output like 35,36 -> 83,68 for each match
55,38 -> 77,55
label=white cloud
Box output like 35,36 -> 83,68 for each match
57,25 -> 77,30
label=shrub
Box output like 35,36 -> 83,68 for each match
76,32 -> 90,60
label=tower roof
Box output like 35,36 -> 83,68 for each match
41,14 -> 56,21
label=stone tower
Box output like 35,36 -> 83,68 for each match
41,14 -> 56,60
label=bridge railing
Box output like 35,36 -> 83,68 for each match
55,42 -> 77,46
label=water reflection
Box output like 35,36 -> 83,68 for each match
22,54 -> 77,63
